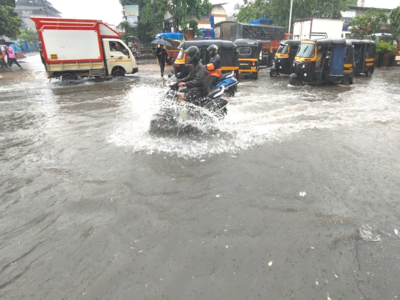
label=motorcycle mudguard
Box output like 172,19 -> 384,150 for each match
216,77 -> 238,89
270,66 -> 277,71
289,73 -> 298,79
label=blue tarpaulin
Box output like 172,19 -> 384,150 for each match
199,29 -> 215,39
248,19 -> 273,25
330,48 -> 345,76
155,32 -> 184,40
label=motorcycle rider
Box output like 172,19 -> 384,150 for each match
177,46 -> 209,105
206,44 -> 222,89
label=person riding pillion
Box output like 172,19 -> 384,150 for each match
206,44 -> 222,88
177,46 -> 209,104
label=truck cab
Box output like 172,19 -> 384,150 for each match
104,39 -> 137,76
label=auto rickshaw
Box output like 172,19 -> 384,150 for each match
351,40 -> 376,77
174,40 -> 239,78
289,39 -> 355,86
154,32 -> 184,65
270,40 -> 300,77
256,40 -> 273,67
234,39 -> 260,79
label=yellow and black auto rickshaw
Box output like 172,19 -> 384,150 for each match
351,40 -> 376,77
289,39 -> 355,86
270,40 -> 301,77
234,39 -> 260,79
174,40 -> 239,78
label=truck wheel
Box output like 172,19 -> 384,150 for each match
112,68 -> 126,77
270,70 -> 278,77
62,72 -> 78,81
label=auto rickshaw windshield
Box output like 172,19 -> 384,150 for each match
177,48 -> 184,60
296,43 -> 315,58
276,45 -> 288,54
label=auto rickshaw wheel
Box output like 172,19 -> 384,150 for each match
342,76 -> 351,86
290,77 -> 299,86
270,70 -> 278,77
253,72 -> 258,80
366,68 -> 374,77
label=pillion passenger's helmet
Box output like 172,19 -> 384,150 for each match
186,46 -> 200,64
207,44 -> 218,57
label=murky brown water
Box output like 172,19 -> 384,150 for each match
1,54 -> 400,299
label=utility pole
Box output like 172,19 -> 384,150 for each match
288,0 -> 293,34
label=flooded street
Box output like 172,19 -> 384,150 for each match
1,53 -> 400,299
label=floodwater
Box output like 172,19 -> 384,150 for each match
1,54 -> 400,299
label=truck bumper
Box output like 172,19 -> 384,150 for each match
132,67 -> 139,74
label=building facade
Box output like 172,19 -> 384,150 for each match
15,0 -> 62,31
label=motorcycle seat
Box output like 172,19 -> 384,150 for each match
216,71 -> 234,84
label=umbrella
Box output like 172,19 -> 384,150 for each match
150,38 -> 172,47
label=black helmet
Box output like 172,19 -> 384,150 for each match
207,44 -> 218,57
186,46 -> 200,64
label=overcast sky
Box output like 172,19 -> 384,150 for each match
48,0 -> 400,26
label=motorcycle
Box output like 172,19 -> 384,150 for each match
150,75 -> 230,134
214,71 -> 239,97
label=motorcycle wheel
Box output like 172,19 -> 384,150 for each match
225,88 -> 235,97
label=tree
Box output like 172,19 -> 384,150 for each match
119,0 -> 211,42
389,6 -> 400,38
349,8 -> 389,39
0,0 -> 21,38
233,0 -> 350,28
234,0 -> 269,23
18,29 -> 38,42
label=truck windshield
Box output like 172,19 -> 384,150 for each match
276,45 -> 288,54
296,43 -> 315,58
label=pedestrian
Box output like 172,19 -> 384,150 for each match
6,43 -> 23,70
0,46 -> 10,70
156,45 -> 168,77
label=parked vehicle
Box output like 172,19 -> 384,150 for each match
174,40 -> 239,78
234,39 -> 260,79
150,74 -> 229,134
351,40 -> 376,76
155,32 -> 184,65
289,39 -> 354,86
256,40 -> 273,66
293,18 -> 344,40
31,17 -> 138,81
214,21 -> 288,55
270,40 -> 301,77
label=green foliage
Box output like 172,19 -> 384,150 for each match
233,0 -> 350,27
119,0 -> 210,42
350,8 -> 389,39
18,29 -> 39,42
389,6 -> 400,38
0,0 -> 21,38
376,40 -> 396,55
166,0 -> 211,32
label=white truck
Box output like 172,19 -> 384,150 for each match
31,17 -> 138,81
292,18 -> 344,40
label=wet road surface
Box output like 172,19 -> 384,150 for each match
1,54 -> 400,299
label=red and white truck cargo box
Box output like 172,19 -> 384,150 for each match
31,17 -> 138,80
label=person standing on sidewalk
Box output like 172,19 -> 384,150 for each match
156,45 -> 167,77
6,43 -> 22,70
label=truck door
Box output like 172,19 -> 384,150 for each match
105,40 -> 133,75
